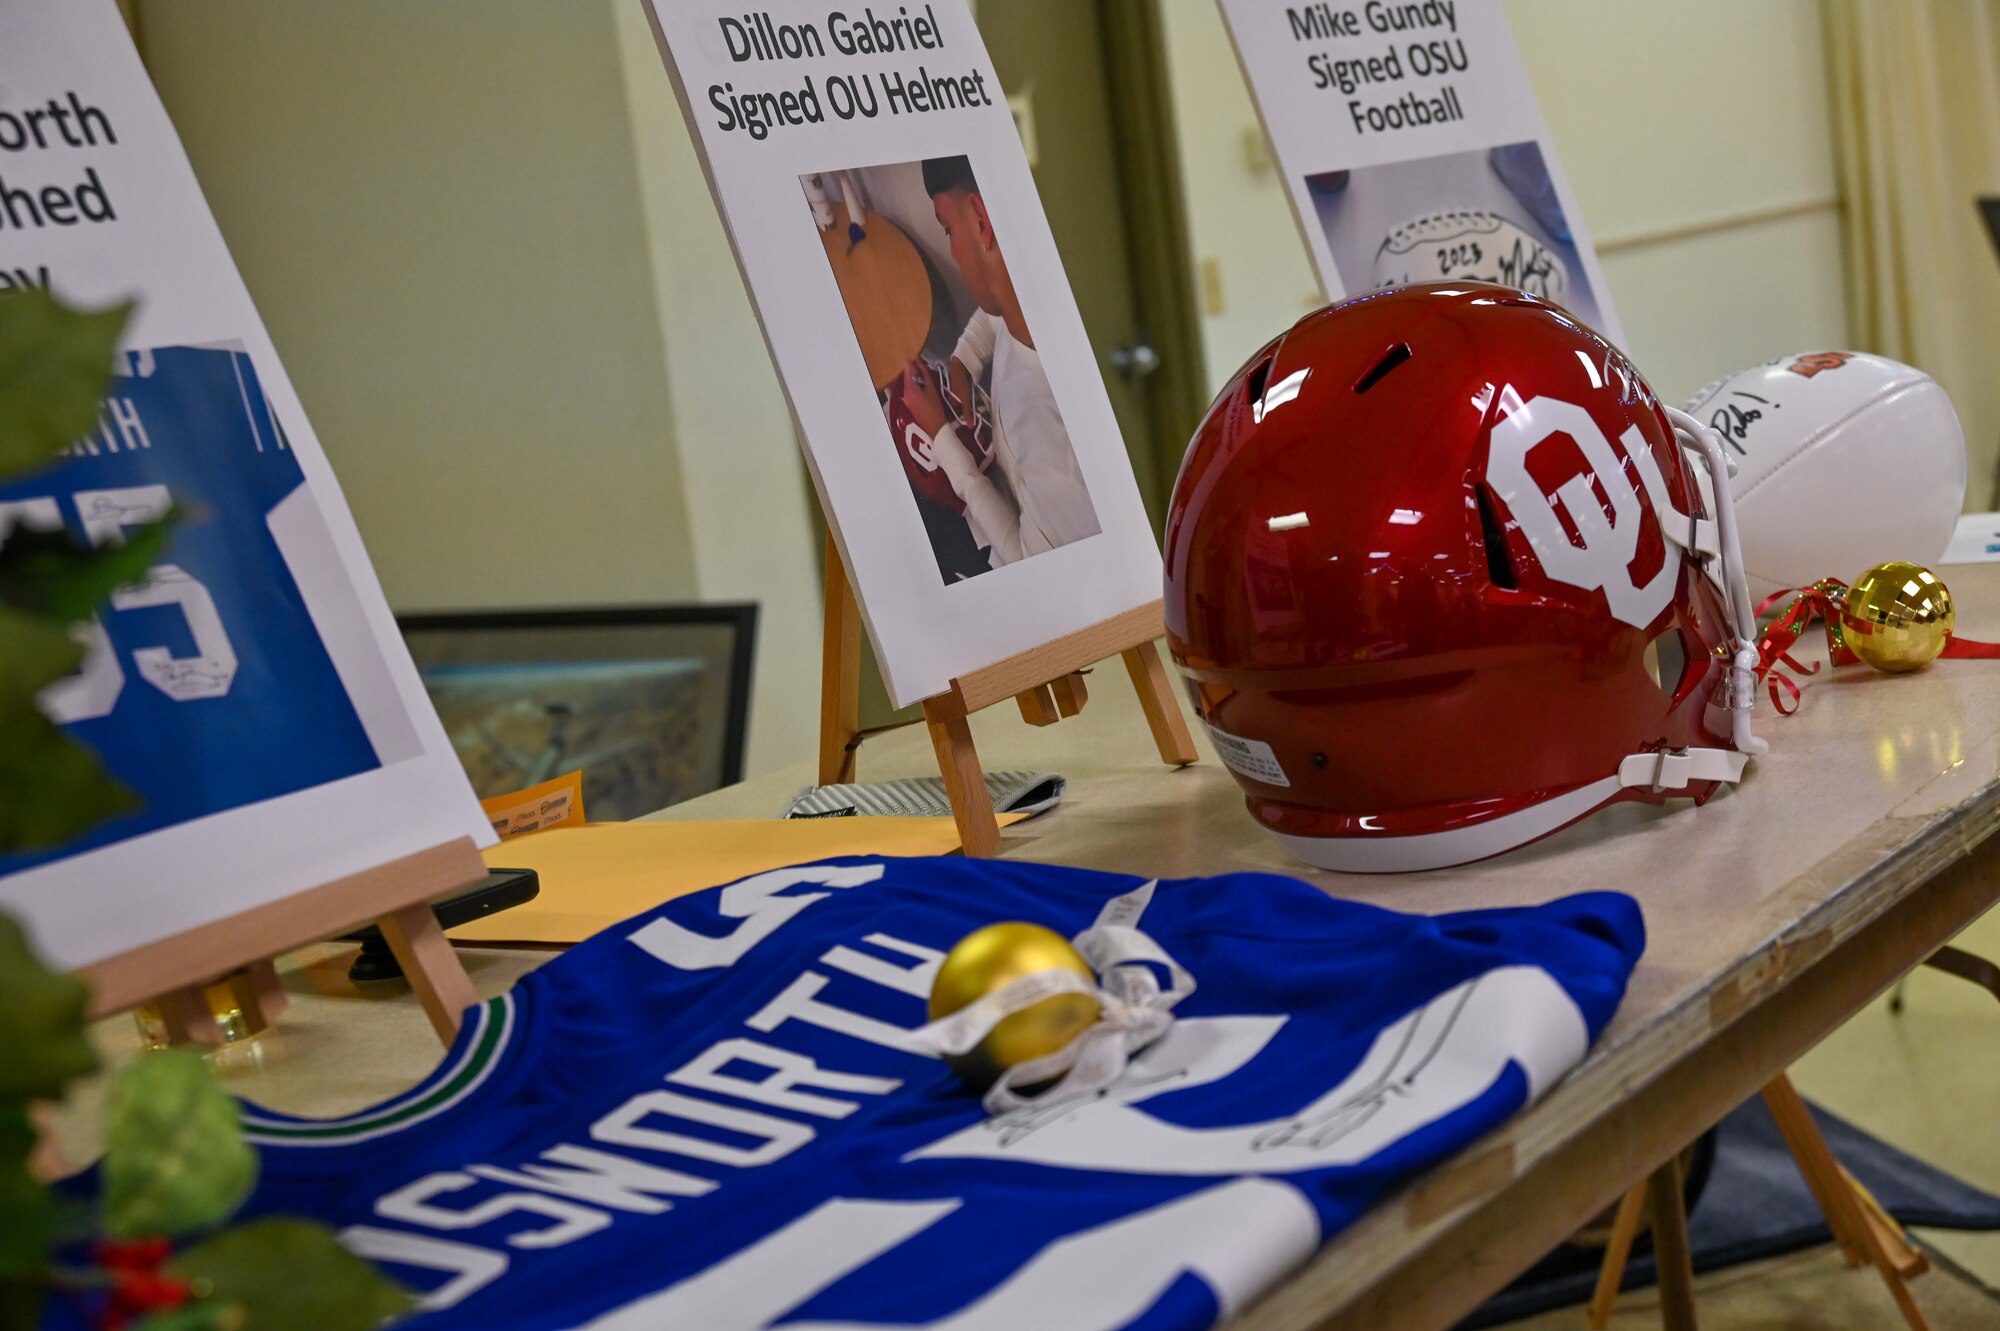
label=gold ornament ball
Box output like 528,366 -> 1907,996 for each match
1841,561 -> 1954,673
928,922 -> 1101,1088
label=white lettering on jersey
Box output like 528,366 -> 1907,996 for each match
1,497 -> 127,722
669,1039 -> 902,1119
339,1228 -> 508,1310
5,487 -> 246,718
1486,395 -> 1678,629
626,863 -> 885,970
749,971 -> 932,1054
593,1091 -> 815,1168
822,933 -> 946,996
568,1179 -> 1319,1331
908,967 -> 1586,1175
376,1174 -> 610,1250
469,1147 -> 715,1214
77,485 -> 240,701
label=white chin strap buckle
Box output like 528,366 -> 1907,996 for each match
1617,745 -> 1750,793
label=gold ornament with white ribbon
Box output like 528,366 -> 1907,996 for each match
913,881 -> 1194,1115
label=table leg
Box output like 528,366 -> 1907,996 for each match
1922,946 -> 2000,1003
1587,1181 -> 1650,1329
1646,1155 -> 1699,1331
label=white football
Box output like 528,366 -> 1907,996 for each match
1681,351 -> 1965,599
1373,209 -> 1569,303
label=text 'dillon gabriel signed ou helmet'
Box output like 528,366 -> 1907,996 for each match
1164,283 -> 1765,873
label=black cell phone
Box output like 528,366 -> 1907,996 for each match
342,867 -> 540,983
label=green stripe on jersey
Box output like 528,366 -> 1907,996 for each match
243,996 -> 510,1143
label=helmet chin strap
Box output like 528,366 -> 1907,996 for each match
1664,405 -> 1767,758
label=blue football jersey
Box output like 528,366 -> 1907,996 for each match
228,858 -> 1641,1329
0,345 -> 380,875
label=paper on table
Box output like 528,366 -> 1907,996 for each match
457,817 -> 1020,946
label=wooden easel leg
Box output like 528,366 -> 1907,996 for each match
1587,1181 -> 1650,1329
155,985 -> 223,1047
378,902 -> 481,1045
1121,641 -> 1198,766
1049,671 -> 1088,717
1015,683 -> 1060,727
1646,1154 -> 1699,1331
1763,1074 -> 1931,1331
241,958 -> 288,1029
819,530 -> 863,787
922,696 -> 1001,857
1768,1071 -> 1936,1319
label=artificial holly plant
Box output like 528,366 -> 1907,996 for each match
0,290 -> 410,1331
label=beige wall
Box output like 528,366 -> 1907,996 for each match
136,0 -> 699,611
609,2 -> 823,779
136,0 -> 827,778
1161,0 -> 1849,405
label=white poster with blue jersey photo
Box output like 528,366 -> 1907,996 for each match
0,1 -> 491,969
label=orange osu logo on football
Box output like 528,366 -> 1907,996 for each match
1786,351 -> 1854,378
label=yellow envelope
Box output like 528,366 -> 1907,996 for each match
478,770 -> 585,840
456,817 -> 1015,946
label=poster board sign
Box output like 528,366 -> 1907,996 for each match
0,1 -> 492,969
1219,1 -> 1622,340
640,1 -> 1162,708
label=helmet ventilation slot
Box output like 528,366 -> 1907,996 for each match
1644,629 -> 1693,699
1353,342 -> 1412,394
1475,484 -> 1517,590
1243,356 -> 1274,410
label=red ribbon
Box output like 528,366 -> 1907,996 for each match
1753,575 -> 2000,714
1753,580 -> 1850,714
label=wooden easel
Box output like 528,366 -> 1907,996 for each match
1587,1073 -> 1930,1331
818,533 -> 1197,855
76,838 -> 487,1048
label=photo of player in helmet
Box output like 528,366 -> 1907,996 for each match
802,156 -> 1100,584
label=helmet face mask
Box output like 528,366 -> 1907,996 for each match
1165,283 -> 1760,873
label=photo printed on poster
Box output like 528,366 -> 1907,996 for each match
1305,140 -> 1605,332
1219,0 -> 1621,339
0,346 -> 382,879
802,158 -> 1100,584
643,1 -> 1159,707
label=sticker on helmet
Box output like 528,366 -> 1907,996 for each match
1202,721 -> 1291,789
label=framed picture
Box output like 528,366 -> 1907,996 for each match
398,605 -> 756,821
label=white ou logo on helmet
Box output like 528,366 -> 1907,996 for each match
901,419 -> 939,472
1485,395 -> 1677,629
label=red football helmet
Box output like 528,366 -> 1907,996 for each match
1165,284 -> 1764,872
886,361 -> 997,515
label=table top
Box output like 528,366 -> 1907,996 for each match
54,562 -> 2000,1328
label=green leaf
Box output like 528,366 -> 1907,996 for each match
0,1279 -> 44,1331
0,515 -> 176,623
0,289 -> 131,482
169,1219 -> 411,1331
102,1052 -> 257,1239
0,606 -> 139,853
132,1305 -> 243,1331
0,913 -> 96,1102
0,696 -> 138,855
0,604 -> 81,710
0,1105 -> 53,1278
